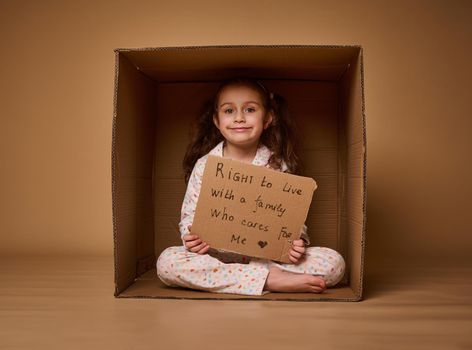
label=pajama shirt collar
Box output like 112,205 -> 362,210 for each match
208,141 -> 273,167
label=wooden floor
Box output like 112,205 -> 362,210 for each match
1,256 -> 471,350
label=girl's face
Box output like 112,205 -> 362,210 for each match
213,84 -> 272,150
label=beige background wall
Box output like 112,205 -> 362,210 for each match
1,0 -> 471,270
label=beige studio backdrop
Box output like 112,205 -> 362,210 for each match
1,0 -> 471,272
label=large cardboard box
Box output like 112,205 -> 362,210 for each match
112,45 -> 367,301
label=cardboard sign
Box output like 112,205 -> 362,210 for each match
191,155 -> 317,263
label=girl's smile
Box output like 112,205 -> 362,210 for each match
228,126 -> 252,132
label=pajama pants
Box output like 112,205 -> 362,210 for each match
156,246 -> 346,296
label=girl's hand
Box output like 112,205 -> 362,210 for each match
288,239 -> 306,264
183,225 -> 210,254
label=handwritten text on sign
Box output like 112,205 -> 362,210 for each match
190,156 -> 317,263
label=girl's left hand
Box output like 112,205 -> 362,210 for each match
288,239 -> 306,264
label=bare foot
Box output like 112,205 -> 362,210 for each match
264,266 -> 326,293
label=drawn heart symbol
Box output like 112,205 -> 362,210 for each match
258,241 -> 268,248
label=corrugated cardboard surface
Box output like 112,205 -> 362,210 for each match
112,46 -> 366,301
112,53 -> 156,295
191,156 -> 317,263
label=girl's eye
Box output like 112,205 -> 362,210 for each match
224,108 -> 234,114
245,107 -> 256,113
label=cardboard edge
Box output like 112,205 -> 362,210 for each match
114,294 -> 363,302
112,50 -> 120,297
358,46 -> 367,300
310,177 -> 318,192
113,44 -> 364,53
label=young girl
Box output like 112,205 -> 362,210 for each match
156,78 -> 345,296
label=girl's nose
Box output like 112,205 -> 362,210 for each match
234,110 -> 245,122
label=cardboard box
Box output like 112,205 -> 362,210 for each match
112,45 -> 367,301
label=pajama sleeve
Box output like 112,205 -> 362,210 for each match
300,224 -> 311,246
178,158 -> 205,243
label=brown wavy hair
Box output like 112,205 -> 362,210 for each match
183,78 -> 301,183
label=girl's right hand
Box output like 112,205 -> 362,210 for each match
183,225 -> 210,254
